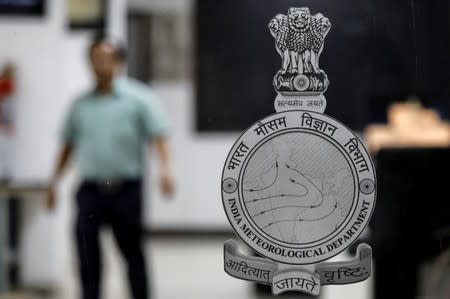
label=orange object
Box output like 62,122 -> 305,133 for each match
0,78 -> 14,97
364,100 -> 450,153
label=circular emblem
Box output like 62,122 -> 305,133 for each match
222,110 -> 376,264
293,74 -> 310,91
360,179 -> 375,195
223,178 -> 238,194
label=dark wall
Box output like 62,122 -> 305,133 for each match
196,0 -> 450,132
0,0 -> 45,16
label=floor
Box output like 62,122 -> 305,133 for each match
2,235 -> 450,299
0,235 -> 373,299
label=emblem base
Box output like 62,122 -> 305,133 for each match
273,71 -> 329,95
224,239 -> 372,296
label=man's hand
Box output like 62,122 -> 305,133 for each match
46,183 -> 56,211
160,171 -> 174,196
46,143 -> 73,211
154,138 -> 174,197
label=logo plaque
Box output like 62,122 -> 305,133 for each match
222,7 -> 376,296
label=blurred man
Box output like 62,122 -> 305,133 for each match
47,37 -> 173,299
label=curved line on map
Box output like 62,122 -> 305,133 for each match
262,219 -> 299,230
251,205 -> 312,217
244,193 -> 308,204
286,164 -> 324,197
301,205 -> 337,222
261,200 -> 338,229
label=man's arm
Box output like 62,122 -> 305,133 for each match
153,137 -> 174,196
47,142 -> 73,210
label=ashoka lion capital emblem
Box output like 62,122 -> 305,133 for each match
269,8 -> 331,94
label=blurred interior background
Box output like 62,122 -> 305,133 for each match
0,0 -> 449,298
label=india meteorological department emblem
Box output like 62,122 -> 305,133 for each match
221,8 -> 376,296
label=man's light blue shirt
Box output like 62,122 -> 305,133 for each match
62,77 -> 169,180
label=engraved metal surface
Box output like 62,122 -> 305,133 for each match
224,240 -> 373,292
269,8 -> 331,95
222,8 -> 376,296
222,111 -> 376,265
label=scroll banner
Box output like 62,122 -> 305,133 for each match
224,240 -> 372,295
317,243 -> 372,285
272,271 -> 320,296
224,239 -> 275,284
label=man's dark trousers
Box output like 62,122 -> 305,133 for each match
74,179 -> 148,299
